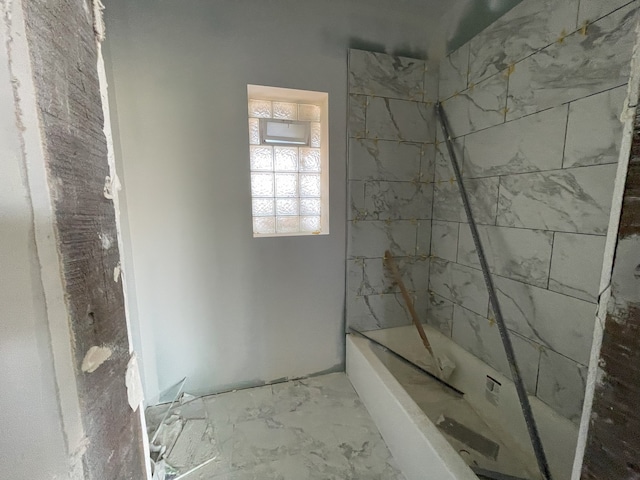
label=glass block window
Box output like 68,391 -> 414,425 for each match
247,86 -> 329,237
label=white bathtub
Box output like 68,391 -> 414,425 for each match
346,327 -> 578,480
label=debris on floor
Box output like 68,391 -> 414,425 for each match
147,378 -> 218,480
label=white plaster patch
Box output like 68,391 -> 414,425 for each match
98,232 -> 112,250
81,345 -> 112,373
113,262 -> 121,282
103,174 -> 120,200
126,353 -> 144,411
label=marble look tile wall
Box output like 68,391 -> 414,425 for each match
347,49 -> 437,333
430,0 -> 637,422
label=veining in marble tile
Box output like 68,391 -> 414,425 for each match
493,275 -> 596,364
420,143 -> 436,184
563,86 -> 627,168
434,139 -> 464,183
424,292 -> 454,336
416,220 -> 431,258
430,220 -> 459,262
578,0 -> 635,25
348,138 -> 421,181
548,232 -> 606,302
193,374 -> 405,480
366,97 -> 435,143
468,0 -> 580,85
348,94 -> 367,139
432,177 -> 499,225
348,220 -> 417,259
439,44 -> 469,101
347,292 -> 413,331
537,348 -> 588,423
429,257 -> 489,317
363,256 -> 429,294
348,180 -> 365,220
463,105 -> 568,178
451,305 -> 541,394
506,2 -> 638,121
347,259 -> 371,297
496,164 -> 617,234
364,181 -> 433,220
440,71 -> 508,138
457,224 -> 553,288
349,49 -> 425,101
423,62 -> 439,104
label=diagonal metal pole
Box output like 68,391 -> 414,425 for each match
436,103 -> 552,480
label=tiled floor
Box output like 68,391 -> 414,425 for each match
146,373 -> 405,479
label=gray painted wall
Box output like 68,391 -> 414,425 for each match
104,0 -> 446,401
0,9 -> 68,478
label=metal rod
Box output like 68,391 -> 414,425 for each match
436,102 -> 552,480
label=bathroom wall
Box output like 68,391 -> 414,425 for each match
0,5 -> 69,477
346,50 -> 438,333
104,0 -> 449,401
431,0 -> 638,423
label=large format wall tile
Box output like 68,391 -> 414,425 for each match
366,97 -> 434,142
457,224 -> 553,288
348,94 -> 367,138
433,177 -> 499,225
363,256 -> 429,294
349,50 -> 425,101
537,348 -> 588,424
440,72 -> 507,138
496,164 -> 617,234
364,181 -> 433,220
348,138 -> 422,181
423,62 -> 439,104
429,258 -> 489,317
563,86 -> 627,168
348,220 -> 417,259
468,0 -> 580,85
431,220 -> 459,262
463,105 -> 568,178
348,259 -> 368,297
434,139 -> 464,182
493,275 -> 596,364
548,232 -> 607,302
348,180 -> 365,220
439,44 -> 469,101
578,0 -> 636,25
452,305 -> 541,394
507,3 -> 637,121
424,293 -> 454,336
347,293 -> 413,332
420,144 -> 436,183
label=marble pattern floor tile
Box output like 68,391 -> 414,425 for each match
158,373 -> 405,480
